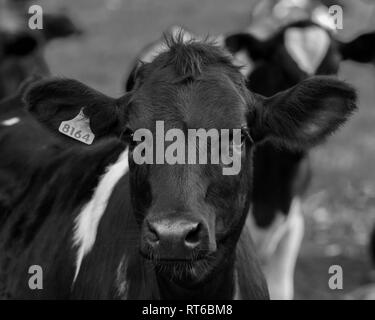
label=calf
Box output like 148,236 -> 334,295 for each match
225,20 -> 375,299
2,38 -> 357,299
0,56 -> 264,299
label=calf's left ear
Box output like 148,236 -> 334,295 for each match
249,76 -> 357,149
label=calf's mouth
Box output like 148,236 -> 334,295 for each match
141,250 -> 217,283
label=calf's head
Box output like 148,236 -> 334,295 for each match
121,37 -> 357,283
24,37 -> 357,284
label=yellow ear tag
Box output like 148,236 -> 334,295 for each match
58,108 -> 95,145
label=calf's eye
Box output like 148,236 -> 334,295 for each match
121,128 -> 136,148
241,127 -> 254,147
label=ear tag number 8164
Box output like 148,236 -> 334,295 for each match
58,108 -> 95,145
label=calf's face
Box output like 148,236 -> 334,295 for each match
125,46 -> 253,282
24,39 -> 357,285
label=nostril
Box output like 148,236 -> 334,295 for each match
184,223 -> 202,248
146,221 -> 159,244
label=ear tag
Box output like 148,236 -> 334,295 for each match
58,108 -> 95,145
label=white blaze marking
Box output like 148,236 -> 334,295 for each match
72,149 -> 129,283
1,117 -> 20,126
285,26 -> 330,75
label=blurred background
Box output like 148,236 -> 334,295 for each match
2,0 -> 375,299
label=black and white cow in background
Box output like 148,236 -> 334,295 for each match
0,37 -> 357,299
224,20 -> 375,299
0,3 -> 82,100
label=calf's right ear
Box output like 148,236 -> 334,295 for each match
23,78 -> 125,142
249,76 -> 357,149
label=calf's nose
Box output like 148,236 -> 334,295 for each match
143,218 -> 209,260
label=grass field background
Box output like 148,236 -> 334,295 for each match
36,0 -> 375,299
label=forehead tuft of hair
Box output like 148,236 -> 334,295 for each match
157,31 -> 238,79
